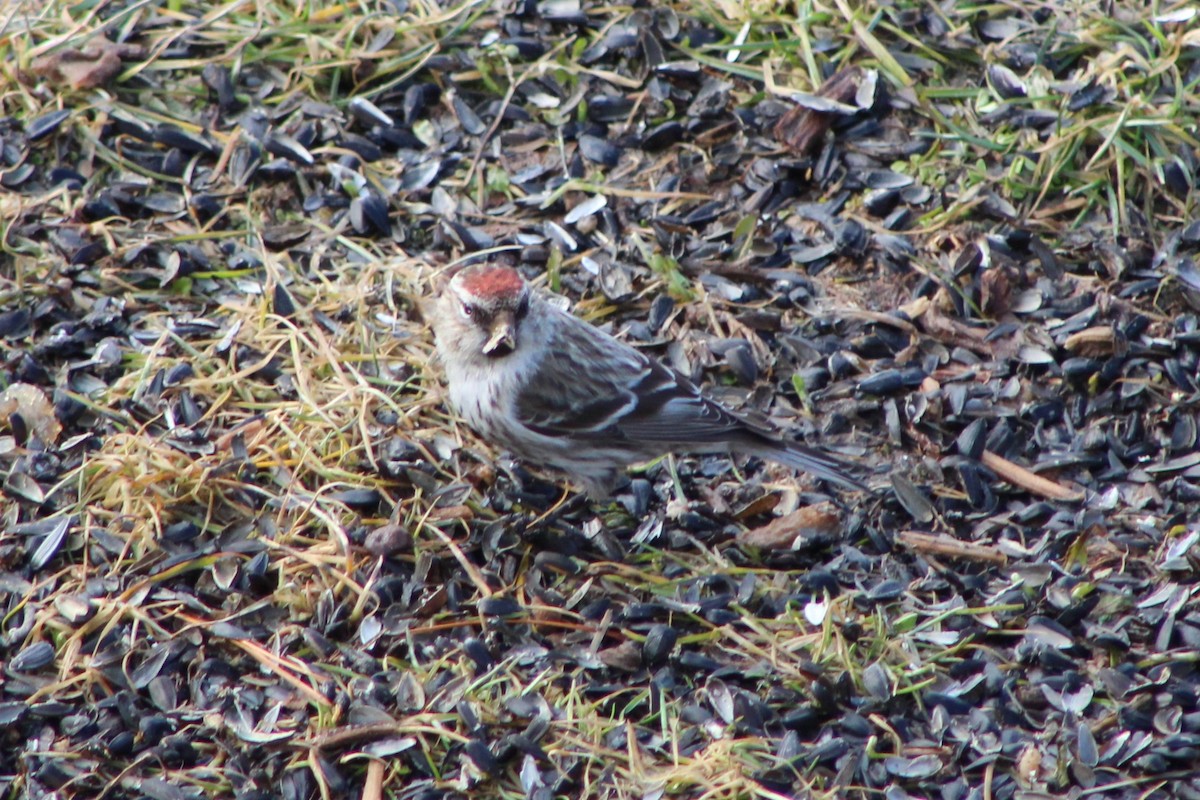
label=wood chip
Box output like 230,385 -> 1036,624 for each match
1064,325 -> 1118,356
426,504 -> 474,522
773,66 -> 867,156
981,450 -> 1085,501
896,530 -> 1007,565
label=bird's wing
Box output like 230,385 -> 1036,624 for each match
514,314 -> 756,444
513,310 -> 867,489
607,361 -> 756,443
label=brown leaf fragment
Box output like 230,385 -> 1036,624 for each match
738,504 -> 840,551
915,291 -> 1023,360
980,450 -> 1084,501
896,530 -> 1007,565
734,491 -> 781,520
774,66 -> 866,156
31,40 -> 143,90
979,266 -> 1011,317
597,639 -> 642,672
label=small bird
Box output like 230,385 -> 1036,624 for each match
431,264 -> 866,497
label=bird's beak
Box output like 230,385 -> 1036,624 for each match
482,311 -> 516,357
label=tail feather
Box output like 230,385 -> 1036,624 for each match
761,442 -> 869,492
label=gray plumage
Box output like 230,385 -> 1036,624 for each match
432,265 -> 866,497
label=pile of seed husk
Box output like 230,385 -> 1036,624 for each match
2,1 -> 1200,798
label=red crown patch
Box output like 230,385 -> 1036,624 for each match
458,266 -> 525,300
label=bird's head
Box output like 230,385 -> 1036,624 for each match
442,265 -> 531,359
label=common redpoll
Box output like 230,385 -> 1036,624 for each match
431,264 -> 866,497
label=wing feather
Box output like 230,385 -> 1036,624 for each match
514,311 -> 757,444
511,306 -> 866,490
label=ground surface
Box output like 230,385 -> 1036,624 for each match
2,1 -> 1200,798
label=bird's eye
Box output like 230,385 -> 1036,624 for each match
514,295 -> 529,320
461,303 -> 476,318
